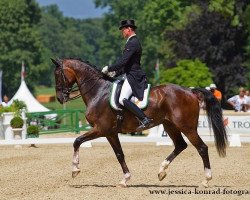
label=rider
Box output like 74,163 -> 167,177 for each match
102,19 -> 153,130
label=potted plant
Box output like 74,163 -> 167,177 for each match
0,100 -> 27,140
27,125 -> 39,138
0,105 -> 16,127
0,106 -> 15,139
10,116 -> 24,144
27,125 -> 39,148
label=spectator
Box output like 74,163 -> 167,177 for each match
244,90 -> 250,112
2,95 -> 11,107
227,87 -> 249,112
246,90 -> 250,97
210,83 -> 222,102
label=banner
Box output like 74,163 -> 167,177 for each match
198,113 -> 250,135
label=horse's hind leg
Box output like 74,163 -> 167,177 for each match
182,130 -> 212,187
72,128 -> 100,178
158,122 -> 187,181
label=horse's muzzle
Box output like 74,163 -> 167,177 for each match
56,92 -> 68,104
57,97 -> 63,104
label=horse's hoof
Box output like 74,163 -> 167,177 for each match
201,180 -> 209,188
72,169 -> 81,178
158,171 -> 167,181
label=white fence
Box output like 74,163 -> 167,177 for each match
0,111 -> 249,147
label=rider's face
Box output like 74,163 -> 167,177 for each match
121,27 -> 131,38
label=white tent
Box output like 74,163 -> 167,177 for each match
10,80 -> 50,113
8,62 -> 50,113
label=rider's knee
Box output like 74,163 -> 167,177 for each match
119,97 -> 126,106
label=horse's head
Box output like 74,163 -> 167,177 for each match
52,58 -> 76,104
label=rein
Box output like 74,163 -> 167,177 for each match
75,77 -> 101,99
58,65 -> 101,102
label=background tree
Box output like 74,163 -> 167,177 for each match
38,5 -> 104,86
1,0 -> 249,99
165,1 -> 249,98
243,4 -> 250,89
94,0 -> 205,81
0,0 -> 45,96
160,59 -> 213,87
141,0 -> 200,74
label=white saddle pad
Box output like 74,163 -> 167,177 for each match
110,80 -> 151,110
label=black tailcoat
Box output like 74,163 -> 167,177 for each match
108,36 -> 147,100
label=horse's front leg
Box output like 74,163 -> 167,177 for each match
72,128 -> 100,178
107,135 -> 131,187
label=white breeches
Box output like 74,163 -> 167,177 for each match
119,79 -> 133,106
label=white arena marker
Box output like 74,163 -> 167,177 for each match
229,134 -> 241,147
156,140 -> 173,146
156,136 -> 173,146
80,141 -> 92,148
148,124 -> 173,146
147,126 -> 159,137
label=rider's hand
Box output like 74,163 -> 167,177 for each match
107,71 -> 116,78
102,66 -> 109,74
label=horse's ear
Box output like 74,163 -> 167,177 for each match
51,58 -> 61,67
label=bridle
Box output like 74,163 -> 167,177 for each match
56,62 -> 101,102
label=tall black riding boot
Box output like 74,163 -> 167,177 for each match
123,99 -> 153,130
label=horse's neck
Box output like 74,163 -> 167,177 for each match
76,73 -> 110,106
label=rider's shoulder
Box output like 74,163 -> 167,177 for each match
127,36 -> 140,46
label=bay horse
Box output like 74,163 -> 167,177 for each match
52,58 -> 228,187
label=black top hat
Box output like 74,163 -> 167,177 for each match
119,19 -> 137,30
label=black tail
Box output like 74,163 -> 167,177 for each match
192,88 -> 228,157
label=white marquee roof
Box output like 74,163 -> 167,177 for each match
10,80 -> 50,112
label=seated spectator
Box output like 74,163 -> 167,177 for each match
210,83 -> 222,102
227,87 -> 249,112
243,90 -> 250,112
2,95 -> 11,107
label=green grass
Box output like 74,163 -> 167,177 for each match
35,86 -> 56,96
42,98 -> 85,111
35,86 -> 86,111
35,86 -> 86,122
